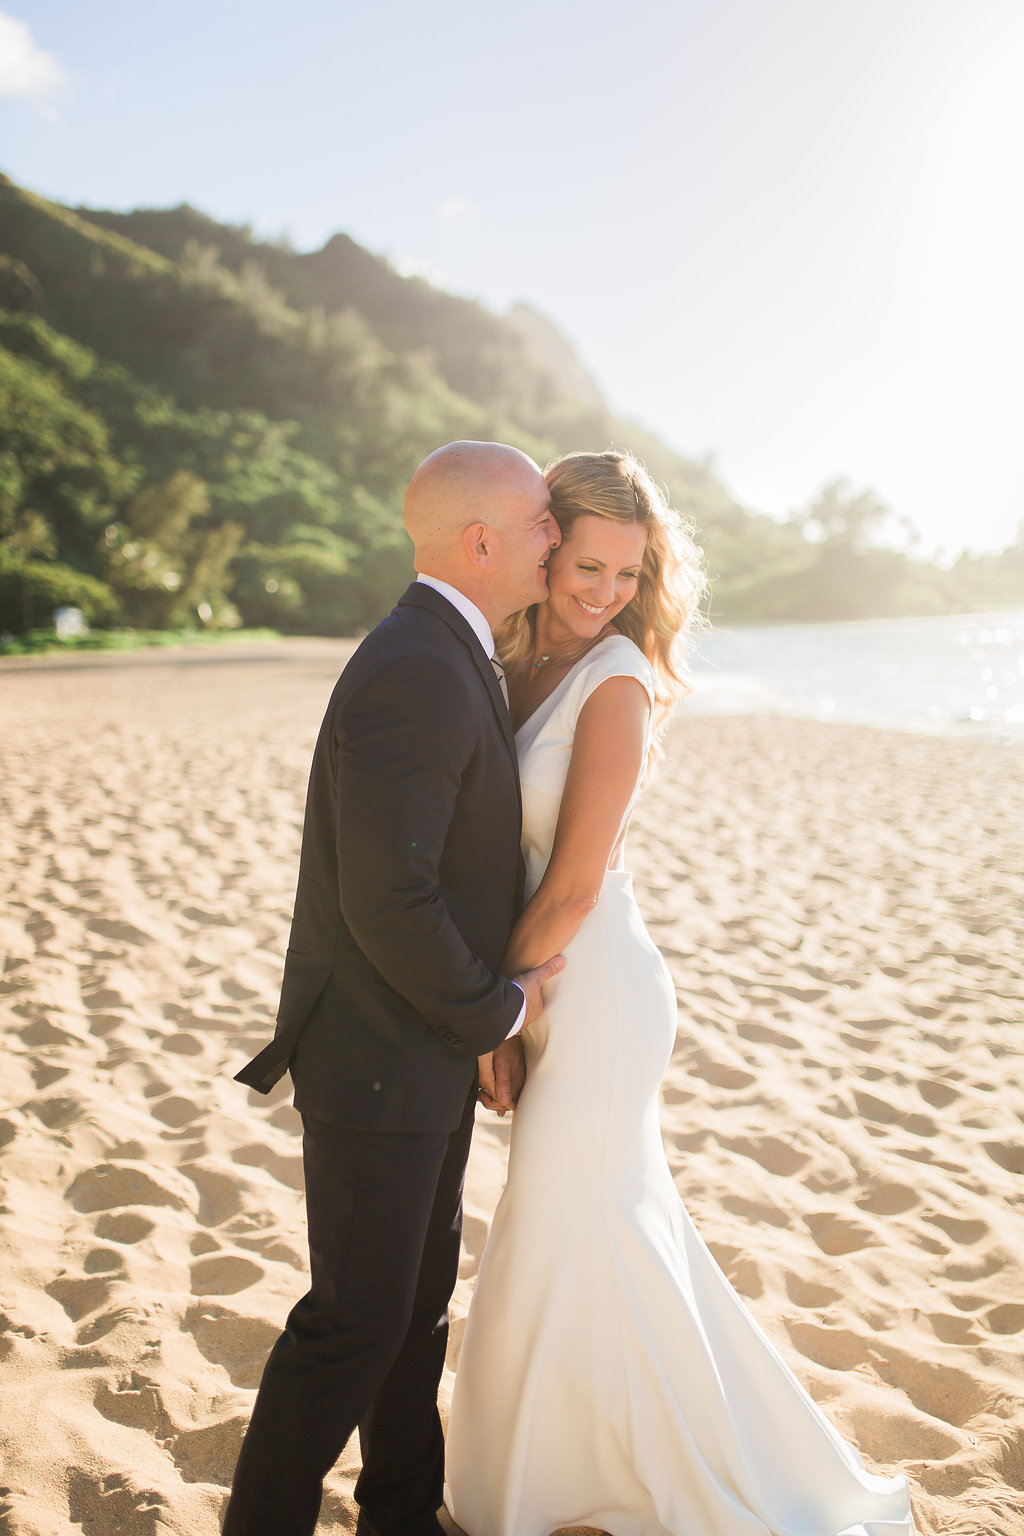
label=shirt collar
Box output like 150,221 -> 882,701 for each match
415,574 -> 495,659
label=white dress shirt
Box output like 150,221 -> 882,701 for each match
415,575 -> 526,1040
416,573 -> 494,660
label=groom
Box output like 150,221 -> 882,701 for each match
224,442 -> 564,1536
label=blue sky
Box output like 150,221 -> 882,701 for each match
3,0 -> 1023,556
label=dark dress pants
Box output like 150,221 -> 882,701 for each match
222,1091 -> 477,1536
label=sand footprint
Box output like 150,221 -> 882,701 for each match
84,1246 -> 126,1275
45,1276 -> 113,1322
150,1094 -> 201,1129
80,981 -> 127,1012
735,1021 -> 801,1051
161,1031 -> 206,1056
87,917 -> 155,948
804,1211 -> 876,1256
855,1182 -> 919,1216
93,1371 -> 169,1435
844,1399 -> 963,1465
925,1211 -> 988,1246
181,1163 -> 244,1226
18,1015 -> 89,1050
854,1090 -> 938,1139
23,912 -> 56,947
30,1095 -> 83,1129
170,1417 -> 247,1488
927,1312 -> 984,1346
984,1303 -> 1024,1335
943,1248 -> 1007,1283
268,1104 -> 301,1133
184,1302 -> 281,1388
230,1143 -> 304,1191
983,1140 -> 1024,1175
947,1290 -> 986,1312
67,1469 -> 171,1536
95,1211 -> 155,1243
762,982 -> 830,1003
68,1163 -> 193,1215
784,1319 -> 867,1372
141,1074 -> 175,1100
31,1060 -> 69,1089
235,1232 -> 306,1269
688,1052 -> 756,1092
874,1354 -> 992,1429
840,1031 -> 881,1054
918,1078 -> 960,1109
180,905 -> 233,927
784,1273 -> 843,1310
661,1084 -> 697,1107
221,978 -> 259,1002
190,1253 -> 264,1296
722,1135 -> 809,1178
720,1193 -> 792,1231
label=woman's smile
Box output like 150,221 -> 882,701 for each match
535,514 -> 649,654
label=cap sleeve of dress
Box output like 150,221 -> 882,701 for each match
568,635 -> 656,725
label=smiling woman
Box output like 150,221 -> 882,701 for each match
497,448 -> 707,732
542,515 -> 647,646
445,446 -> 918,1536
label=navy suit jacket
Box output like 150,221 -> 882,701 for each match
235,583 -> 526,1133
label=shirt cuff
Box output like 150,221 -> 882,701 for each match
505,983 -> 527,1038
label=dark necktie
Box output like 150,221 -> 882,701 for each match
491,655 -> 509,709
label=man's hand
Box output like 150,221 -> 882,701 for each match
476,955 -> 563,1116
477,1049 -> 500,1111
512,953 -> 565,1028
477,1036 -> 526,1116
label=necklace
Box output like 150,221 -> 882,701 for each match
532,627 -> 613,669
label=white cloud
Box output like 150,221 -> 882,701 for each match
436,196 -> 478,226
0,11 -> 66,100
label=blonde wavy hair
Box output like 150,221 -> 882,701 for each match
496,449 -> 707,719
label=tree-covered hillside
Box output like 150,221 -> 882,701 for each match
1,171 -> 1021,639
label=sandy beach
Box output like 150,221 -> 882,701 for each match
1,640 -> 1022,1536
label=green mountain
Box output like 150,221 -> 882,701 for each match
1,170 -> 1020,638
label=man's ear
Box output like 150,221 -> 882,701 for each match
463,522 -> 491,568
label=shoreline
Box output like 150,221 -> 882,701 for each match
677,685 -> 1024,746
0,635 -> 360,673
4,633 -> 1022,749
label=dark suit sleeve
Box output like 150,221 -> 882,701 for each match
334,652 -> 521,1057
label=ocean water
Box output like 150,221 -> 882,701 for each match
680,610 -> 1024,743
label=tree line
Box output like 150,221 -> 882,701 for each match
1,173 -> 1021,641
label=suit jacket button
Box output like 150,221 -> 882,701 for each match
372,1081 -> 381,1091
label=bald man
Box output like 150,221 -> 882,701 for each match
225,443 -> 564,1536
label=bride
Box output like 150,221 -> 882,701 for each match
444,451 -> 916,1536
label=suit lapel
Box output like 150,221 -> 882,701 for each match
469,644 -> 521,795
396,584 -> 522,809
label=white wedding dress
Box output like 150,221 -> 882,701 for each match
444,636 -> 915,1536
